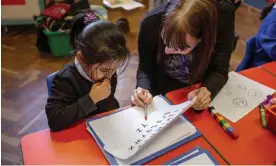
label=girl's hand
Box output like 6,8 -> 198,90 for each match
131,87 -> 153,107
89,78 -> 111,103
188,87 -> 211,110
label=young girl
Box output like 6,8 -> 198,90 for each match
131,0 -> 235,111
45,11 -> 130,131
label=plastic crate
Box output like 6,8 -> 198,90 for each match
43,30 -> 72,56
266,105 -> 276,133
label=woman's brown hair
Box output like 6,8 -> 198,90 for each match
162,0 -> 218,85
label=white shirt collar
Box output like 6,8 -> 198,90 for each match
274,3 -> 276,8
74,57 -> 94,83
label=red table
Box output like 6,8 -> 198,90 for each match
261,61 -> 276,76
21,62 -> 276,165
21,108 -> 226,165
167,63 -> 276,165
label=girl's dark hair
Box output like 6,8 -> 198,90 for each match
70,11 -> 130,75
260,2 -> 275,21
161,0 -> 218,85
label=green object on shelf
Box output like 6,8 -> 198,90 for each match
41,5 -> 107,57
43,30 -> 72,57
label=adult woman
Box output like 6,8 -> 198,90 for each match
131,0 -> 235,110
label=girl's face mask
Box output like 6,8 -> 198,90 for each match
163,33 -> 201,55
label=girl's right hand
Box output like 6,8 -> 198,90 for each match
131,87 -> 153,107
89,78 -> 111,103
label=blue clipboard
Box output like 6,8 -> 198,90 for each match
86,95 -> 202,165
164,146 -> 219,165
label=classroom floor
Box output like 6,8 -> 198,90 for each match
1,3 -> 261,165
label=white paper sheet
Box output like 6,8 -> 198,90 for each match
169,149 -> 200,165
87,116 -> 196,165
87,96 -> 196,161
103,0 -> 144,10
210,72 -> 275,122
121,1 -> 144,10
178,153 -> 216,165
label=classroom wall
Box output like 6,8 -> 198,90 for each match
243,0 -> 268,10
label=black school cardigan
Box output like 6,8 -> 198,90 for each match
45,63 -> 119,131
136,0 -> 235,99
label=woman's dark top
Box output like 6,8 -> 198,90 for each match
137,0 -> 235,99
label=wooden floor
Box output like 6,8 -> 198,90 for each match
1,3 -> 261,165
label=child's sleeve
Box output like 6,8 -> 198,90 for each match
45,74 -> 97,132
259,24 -> 276,60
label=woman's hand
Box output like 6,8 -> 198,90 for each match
188,87 -> 211,110
131,87 -> 153,107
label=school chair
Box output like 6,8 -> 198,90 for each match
46,71 -> 58,96
235,36 -> 256,72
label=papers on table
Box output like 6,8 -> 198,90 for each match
210,71 -> 275,122
86,95 -> 200,165
164,146 -> 219,165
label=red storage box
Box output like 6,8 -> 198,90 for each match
266,105 -> 276,133
264,92 -> 276,133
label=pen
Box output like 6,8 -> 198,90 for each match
259,103 -> 267,127
208,106 -> 239,140
144,92 -> 148,121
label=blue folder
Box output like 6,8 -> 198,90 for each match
164,146 -> 219,165
86,95 -> 202,165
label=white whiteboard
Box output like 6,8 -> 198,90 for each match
2,0 -> 41,20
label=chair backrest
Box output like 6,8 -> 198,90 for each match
46,72 -> 58,96
235,36 -> 256,72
